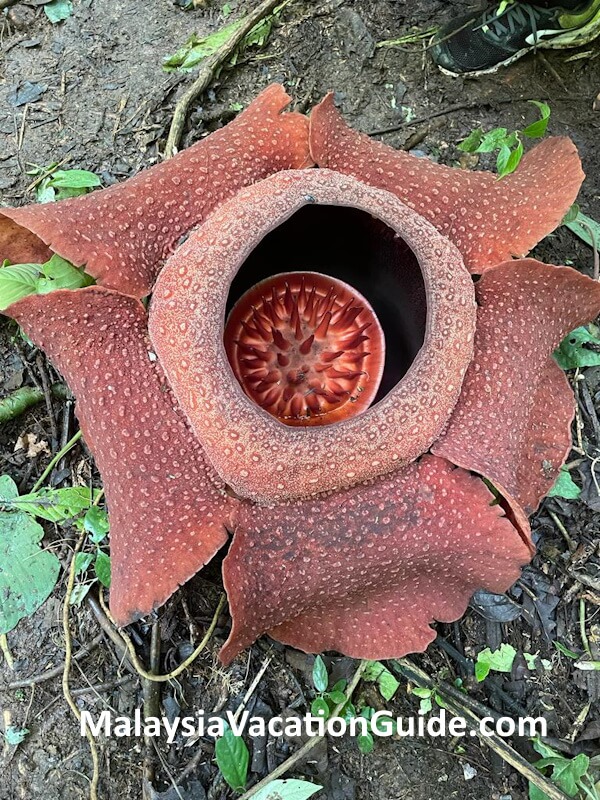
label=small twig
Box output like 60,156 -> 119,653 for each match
31,429 -> 82,493
36,354 -> 59,452
237,660 -> 367,800
536,52 -> 569,93
98,592 -> 227,682
25,155 -> 71,193
177,741 -> 214,785
232,652 -> 273,725
13,338 -> 43,393
164,0 -> 285,158
57,394 -> 75,477
368,96 -> 592,137
142,619 -> 162,795
63,530 -> 100,800
391,659 -> 571,800
579,599 -> 592,658
549,510 -> 577,553
71,674 -> 137,698
0,634 -> 15,670
7,634 -> 103,689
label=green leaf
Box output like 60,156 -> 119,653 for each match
0,475 -> 19,502
533,744 -> 591,798
163,6 -> 280,72
36,184 -> 56,203
363,660 -> 400,700
496,143 -> 512,176
552,754 -> 589,796
37,255 -> 94,294
34,168 -> 100,203
163,20 -> 245,71
241,15 -> 273,48
497,140 -> 524,178
215,726 -> 249,791
528,783 -> 551,800
553,641 -> 580,660
0,510 -> 61,634
4,726 -> 29,745
0,255 -> 94,311
561,203 -> 580,225
327,690 -> 347,705
8,486 -> 99,523
565,211 -> 600,248
358,732 -> 374,754
523,653 -> 538,670
94,552 -> 111,588
475,127 -> 509,153
419,697 -> 433,714
252,779 -> 323,800
48,169 -> 101,189
74,552 -> 95,575
475,660 -> 490,682
84,506 -> 110,543
311,697 -> 330,718
458,128 -> 484,153
475,644 -> 517,682
69,582 -> 92,606
533,738 -> 560,760
312,655 -> 328,693
411,687 -> 432,699
554,325 -> 600,370
522,100 -> 551,138
0,263 -> 42,310
44,0 -> 73,23
547,468 -> 581,500
55,186 -> 89,201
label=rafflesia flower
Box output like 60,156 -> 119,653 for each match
2,84 -> 599,663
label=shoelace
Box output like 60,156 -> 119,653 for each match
474,0 -> 546,44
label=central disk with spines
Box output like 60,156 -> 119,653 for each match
224,272 -> 385,426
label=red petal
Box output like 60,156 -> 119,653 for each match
220,455 -> 531,663
150,169 -> 476,503
0,216 -> 51,266
7,288 -> 235,625
1,84 -> 311,298
310,95 -> 584,273
432,259 -> 600,521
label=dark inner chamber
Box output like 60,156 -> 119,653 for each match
226,205 -> 428,403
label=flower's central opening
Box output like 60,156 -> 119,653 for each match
223,204 -> 428,429
224,272 -> 385,426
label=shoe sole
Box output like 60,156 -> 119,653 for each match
436,10 -> 600,77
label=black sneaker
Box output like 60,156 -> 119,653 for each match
431,0 -> 600,76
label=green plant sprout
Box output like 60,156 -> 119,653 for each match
0,472 -> 109,632
0,254 -> 94,311
458,101 -> 551,178
529,739 -> 600,800
26,164 -> 101,203
311,656 -> 378,754
163,0 -> 293,72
